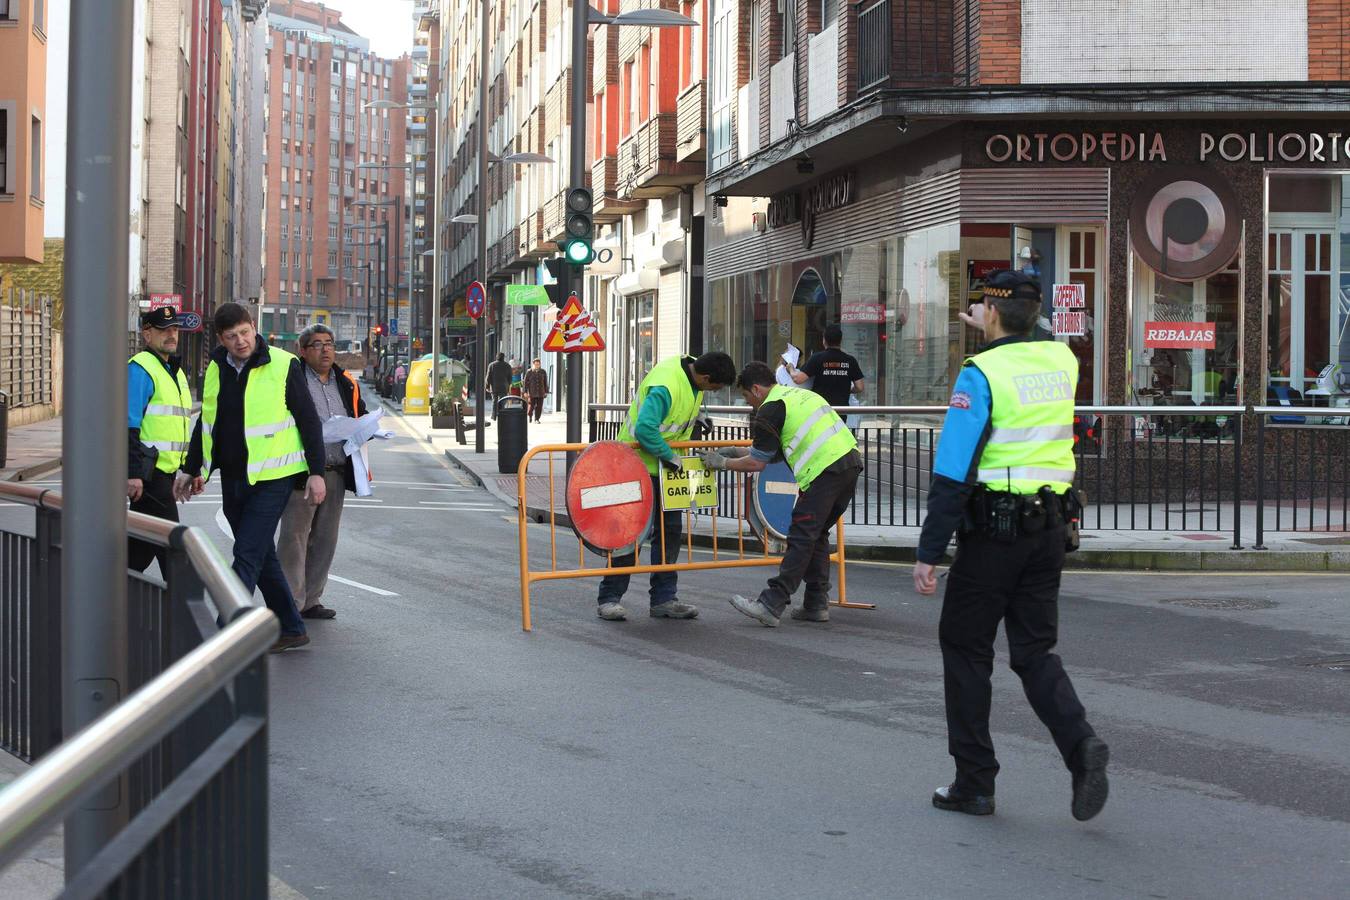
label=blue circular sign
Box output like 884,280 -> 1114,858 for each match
752,461 -> 798,541
466,281 -> 486,319
178,311 -> 202,332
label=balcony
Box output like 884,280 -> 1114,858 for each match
616,113 -> 702,200
542,189 -> 567,243
856,0 -> 962,91
240,0 -> 266,22
592,155 -> 642,222
675,81 -> 705,163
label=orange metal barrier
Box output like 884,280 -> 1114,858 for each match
515,440 -> 873,631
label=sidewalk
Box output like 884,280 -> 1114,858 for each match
0,416 -> 62,482
386,394 -> 1350,572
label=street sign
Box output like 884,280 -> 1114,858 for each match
149,293 -> 180,311
389,317 -> 399,334
751,461 -> 798,541
467,281 -> 486,319
565,442 -> 654,553
659,457 -> 718,511
178,311 -> 202,332
506,284 -> 550,306
543,294 -> 605,352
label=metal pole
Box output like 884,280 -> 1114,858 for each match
365,264 -> 372,361
431,114 -> 442,399
567,0 -> 588,447
474,0 -> 489,454
63,0 -> 133,873
395,198 -> 403,353
381,221 -> 390,352
409,167 -> 417,352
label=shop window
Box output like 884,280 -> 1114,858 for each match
1132,252 -> 1241,406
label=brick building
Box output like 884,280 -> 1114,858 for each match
263,0 -> 410,348
0,0 -> 47,265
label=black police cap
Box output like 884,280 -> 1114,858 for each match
140,306 -> 181,329
982,269 -> 1041,301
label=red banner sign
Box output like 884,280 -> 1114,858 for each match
149,293 -> 181,311
1144,322 -> 1217,349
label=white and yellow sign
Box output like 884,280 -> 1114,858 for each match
660,457 -> 719,511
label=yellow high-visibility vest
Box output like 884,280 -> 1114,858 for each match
201,348 -> 308,484
129,351 -> 193,474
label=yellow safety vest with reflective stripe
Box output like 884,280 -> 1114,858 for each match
765,384 -> 858,492
200,348 -> 308,484
130,351 -> 193,474
617,355 -> 703,475
966,340 -> 1078,495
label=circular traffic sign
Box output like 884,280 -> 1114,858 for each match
751,461 -> 798,541
178,311 -> 203,331
466,281 -> 486,320
565,442 -> 654,553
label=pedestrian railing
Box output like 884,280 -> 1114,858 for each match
590,403 -> 1350,550
0,482 -> 277,897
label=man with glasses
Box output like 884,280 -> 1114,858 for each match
278,324 -> 367,621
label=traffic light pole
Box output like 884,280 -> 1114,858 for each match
475,0 -> 489,455
566,0 -> 588,447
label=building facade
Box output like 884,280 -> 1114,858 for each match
0,0 -> 48,265
263,0 -> 410,350
703,0 -> 1350,417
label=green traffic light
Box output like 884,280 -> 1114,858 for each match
563,239 -> 593,265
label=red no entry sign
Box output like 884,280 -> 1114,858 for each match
565,442 -> 653,553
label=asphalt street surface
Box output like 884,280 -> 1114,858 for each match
4,405 -> 1348,899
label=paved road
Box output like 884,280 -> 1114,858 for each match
4,409 -> 1347,898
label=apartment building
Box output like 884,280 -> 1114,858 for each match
704,0 -> 1350,417
0,0 -> 48,265
263,0 -> 410,347
410,0 -> 437,351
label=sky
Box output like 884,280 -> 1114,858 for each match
44,0 -> 415,237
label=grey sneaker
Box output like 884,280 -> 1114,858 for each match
650,600 -> 699,619
790,606 -> 830,622
597,602 -> 628,621
730,595 -> 780,627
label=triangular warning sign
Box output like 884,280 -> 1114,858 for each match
544,294 -> 606,352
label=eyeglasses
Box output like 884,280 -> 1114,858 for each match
306,341 -> 335,350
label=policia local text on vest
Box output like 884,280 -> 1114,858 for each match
702,362 -> 863,627
913,270 -> 1109,822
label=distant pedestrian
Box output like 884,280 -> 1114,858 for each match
127,306 -> 193,573
523,358 -> 549,422
786,323 -> 865,408
278,324 -> 368,622
181,302 -> 328,653
486,352 -> 512,419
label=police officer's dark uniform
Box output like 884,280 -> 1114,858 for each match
916,270 -> 1109,820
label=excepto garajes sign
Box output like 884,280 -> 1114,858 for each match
659,457 -> 718,511
1144,322 -> 1217,350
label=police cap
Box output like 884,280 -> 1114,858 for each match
982,270 -> 1041,302
140,306 -> 181,329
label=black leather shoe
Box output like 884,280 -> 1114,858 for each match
302,604 -> 337,620
932,783 -> 995,816
1071,736 -> 1110,821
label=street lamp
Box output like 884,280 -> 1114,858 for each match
358,161 -> 424,350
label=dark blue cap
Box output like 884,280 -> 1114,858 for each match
983,270 -> 1041,301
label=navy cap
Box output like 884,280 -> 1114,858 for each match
983,270 -> 1041,301
140,306 -> 181,329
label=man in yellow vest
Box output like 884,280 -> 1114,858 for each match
913,270 -> 1108,821
127,306 -> 194,572
701,361 -> 862,627
597,351 -> 737,622
180,302 -> 328,653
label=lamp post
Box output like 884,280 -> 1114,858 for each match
344,261 -> 373,362
352,199 -> 398,355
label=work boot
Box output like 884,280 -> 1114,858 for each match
790,606 -> 830,622
1070,736 -> 1110,822
597,602 -> 628,621
932,784 -> 995,816
650,600 -> 699,619
729,595 -> 780,627
269,633 -> 311,654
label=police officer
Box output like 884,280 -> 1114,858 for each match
596,351 -> 737,622
913,270 -> 1108,821
705,362 -> 862,627
181,302 -> 327,653
127,306 -> 193,572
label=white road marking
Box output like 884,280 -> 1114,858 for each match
215,507 -> 233,538
328,574 -> 399,597
402,486 -> 471,492
579,481 -> 643,509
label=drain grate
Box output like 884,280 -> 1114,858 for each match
1158,597 -> 1277,611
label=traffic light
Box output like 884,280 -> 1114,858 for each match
561,187 -> 594,266
544,257 -> 567,306
373,323 -> 385,336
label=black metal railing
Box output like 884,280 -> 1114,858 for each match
0,483 -> 277,897
858,0 -> 892,92
589,403 -> 1350,549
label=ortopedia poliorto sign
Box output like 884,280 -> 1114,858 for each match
1144,322 -> 1217,350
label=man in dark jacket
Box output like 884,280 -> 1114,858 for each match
278,324 -> 368,621
522,358 -> 549,422
180,302 -> 327,653
486,352 -> 513,419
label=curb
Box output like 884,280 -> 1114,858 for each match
0,457 -> 62,483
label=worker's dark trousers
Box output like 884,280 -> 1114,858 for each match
757,454 -> 861,616
939,525 -> 1096,797
128,469 -> 180,573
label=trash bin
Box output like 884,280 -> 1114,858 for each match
496,395 -> 528,474
0,390 -> 8,469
